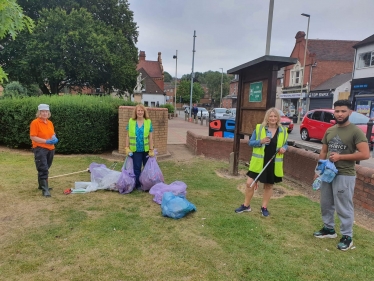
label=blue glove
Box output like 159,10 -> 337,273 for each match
46,135 -> 59,145
51,135 -> 59,144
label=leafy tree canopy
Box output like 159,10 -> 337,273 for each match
16,0 -> 138,43
164,71 -> 173,82
180,71 -> 231,104
0,0 -> 34,83
176,80 -> 204,104
0,2 -> 138,94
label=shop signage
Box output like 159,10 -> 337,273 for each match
352,77 -> 374,90
308,92 -> 334,99
279,93 -> 301,99
249,81 -> 263,102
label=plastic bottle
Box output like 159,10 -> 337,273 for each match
312,177 -> 322,191
266,130 -> 272,145
129,152 -> 133,156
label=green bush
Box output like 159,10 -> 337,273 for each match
3,81 -> 27,98
26,84 -> 42,96
0,95 -> 135,153
159,103 -> 174,113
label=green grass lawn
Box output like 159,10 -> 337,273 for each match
0,150 -> 373,281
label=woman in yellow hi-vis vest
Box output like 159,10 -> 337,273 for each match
125,104 -> 154,189
235,108 -> 288,217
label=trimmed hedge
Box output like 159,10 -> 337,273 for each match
0,95 -> 135,154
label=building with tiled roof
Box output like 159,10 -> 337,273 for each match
308,73 -> 352,110
133,51 -> 166,107
280,31 -> 358,116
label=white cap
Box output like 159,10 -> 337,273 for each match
38,104 -> 50,111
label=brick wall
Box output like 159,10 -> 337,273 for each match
186,131 -> 374,213
118,106 -> 168,155
310,61 -> 353,89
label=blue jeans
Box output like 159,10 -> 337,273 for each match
131,151 -> 149,188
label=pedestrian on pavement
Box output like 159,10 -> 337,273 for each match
125,104 -> 155,189
235,107 -> 288,217
30,104 -> 59,197
313,99 -> 369,251
192,104 -> 198,119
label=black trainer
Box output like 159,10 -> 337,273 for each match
313,226 -> 337,238
235,204 -> 251,213
260,207 -> 270,217
337,235 -> 353,251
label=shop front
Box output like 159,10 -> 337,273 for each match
308,91 -> 334,110
351,77 -> 374,117
279,92 -> 306,117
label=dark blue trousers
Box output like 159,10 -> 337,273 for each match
132,151 -> 149,188
33,147 -> 55,180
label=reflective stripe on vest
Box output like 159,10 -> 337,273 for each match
128,118 -> 151,152
249,124 -> 288,177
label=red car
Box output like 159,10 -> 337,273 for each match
300,109 -> 374,143
278,110 -> 294,133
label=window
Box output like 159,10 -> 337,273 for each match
290,62 -> 303,86
323,112 -> 335,123
311,111 -> 322,121
357,51 -> 374,68
144,101 -> 149,106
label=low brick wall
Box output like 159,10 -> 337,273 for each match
118,106 -> 168,155
186,131 -> 374,213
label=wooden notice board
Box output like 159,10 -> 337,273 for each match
240,79 -> 268,135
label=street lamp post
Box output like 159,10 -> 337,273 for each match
173,50 -> 178,116
219,68 -> 223,107
298,13 -> 310,124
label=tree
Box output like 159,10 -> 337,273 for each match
176,80 -> 204,104
0,0 -> 34,83
0,8 -> 138,94
17,0 -> 138,43
201,71 -> 230,105
181,72 -> 204,83
164,71 -> 173,82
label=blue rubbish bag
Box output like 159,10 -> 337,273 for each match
161,192 -> 196,219
320,160 -> 338,183
313,160 -> 338,190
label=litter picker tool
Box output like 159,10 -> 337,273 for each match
250,148 -> 280,188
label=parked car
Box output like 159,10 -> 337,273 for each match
211,108 -> 228,120
223,108 -> 236,118
197,107 -> 209,119
278,109 -> 294,133
300,109 -> 374,144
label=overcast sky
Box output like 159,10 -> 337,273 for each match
128,0 -> 374,77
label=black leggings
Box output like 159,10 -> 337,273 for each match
33,147 -> 55,180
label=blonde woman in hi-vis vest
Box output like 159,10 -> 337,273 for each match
235,107 -> 288,217
125,104 -> 154,190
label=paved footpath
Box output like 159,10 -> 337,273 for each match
167,115 -> 209,144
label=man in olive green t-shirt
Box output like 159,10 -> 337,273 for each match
313,100 -> 370,251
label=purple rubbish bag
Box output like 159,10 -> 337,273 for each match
149,181 -> 187,204
116,157 -> 136,194
139,157 -> 164,191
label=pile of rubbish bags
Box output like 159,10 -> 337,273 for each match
71,156 -> 164,194
70,156 -> 196,219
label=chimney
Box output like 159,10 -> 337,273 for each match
139,51 -> 146,61
295,31 -> 306,43
157,52 -> 162,63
